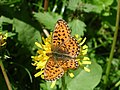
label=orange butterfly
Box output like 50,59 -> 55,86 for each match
44,19 -> 80,81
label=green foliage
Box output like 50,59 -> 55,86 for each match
13,18 -> 41,52
67,61 -> 102,90
87,0 -> 114,13
34,12 -> 62,30
69,19 -> 86,36
0,0 -> 119,90
67,0 -> 82,11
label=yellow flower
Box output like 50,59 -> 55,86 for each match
32,33 -> 91,88
31,35 -> 52,78
0,33 -> 7,47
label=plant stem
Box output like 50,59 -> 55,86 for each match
44,0 -> 49,11
0,59 -> 12,90
104,0 -> 120,87
61,75 -> 66,90
43,28 -> 50,37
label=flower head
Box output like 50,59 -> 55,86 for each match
32,34 -> 52,78
32,33 -> 91,87
75,36 -> 91,72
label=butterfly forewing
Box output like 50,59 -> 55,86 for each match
52,19 -> 80,58
60,37 -> 80,58
52,19 -> 71,51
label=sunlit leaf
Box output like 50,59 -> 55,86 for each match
69,19 -> 86,36
83,4 -> 96,13
13,18 -> 41,51
67,61 -> 102,90
87,0 -> 114,13
34,12 -> 62,31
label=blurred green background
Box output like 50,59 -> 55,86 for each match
0,0 -> 120,90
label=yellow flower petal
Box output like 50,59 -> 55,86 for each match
35,42 -> 42,48
0,33 -> 7,46
82,61 -> 91,64
31,61 -> 38,66
36,61 -> 47,69
83,57 -> 90,60
4,33 -> 8,39
115,80 -> 120,87
82,45 -> 88,49
78,61 -> 82,65
74,34 -> 79,38
37,50 -> 43,54
34,70 -> 44,77
69,73 -> 74,78
50,80 -> 56,88
84,67 -> 90,72
82,49 -> 88,55
80,37 -> 86,45
31,56 -> 34,59
77,38 -> 82,43
1,42 -> 6,46
41,74 -> 44,79
42,37 -> 45,43
76,58 -> 80,61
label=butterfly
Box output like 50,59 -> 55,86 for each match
44,19 -> 80,81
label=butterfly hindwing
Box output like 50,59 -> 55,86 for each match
44,57 -> 64,81
58,57 -> 79,71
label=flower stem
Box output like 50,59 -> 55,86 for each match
61,75 -> 66,90
0,59 -> 12,90
104,0 -> 120,88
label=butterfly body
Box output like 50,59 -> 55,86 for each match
44,19 -> 80,81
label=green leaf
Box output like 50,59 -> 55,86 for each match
89,2 -> 103,13
34,12 -> 62,31
87,0 -> 114,13
83,4 -> 96,13
101,0 -> 113,6
0,16 -> 13,24
40,81 -> 57,90
13,18 -> 41,51
69,19 -> 86,36
67,0 -> 82,11
67,61 -> 102,90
